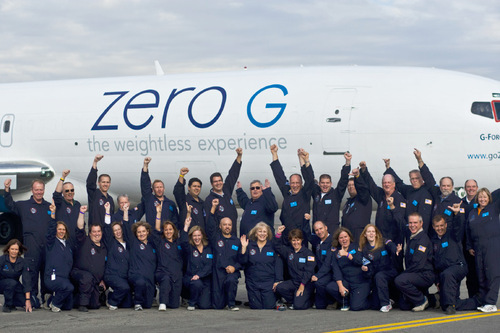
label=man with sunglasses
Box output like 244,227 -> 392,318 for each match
53,169 -> 81,241
236,178 -> 278,236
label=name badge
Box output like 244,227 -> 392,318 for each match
298,257 -> 306,263
266,252 -> 274,256
381,250 -> 388,256
290,201 -> 297,207
207,254 -> 213,259
441,242 -> 449,248
230,198 -> 234,205
231,245 -> 239,251
349,249 -> 356,254
169,205 -> 174,211
251,210 -> 257,215
444,209 -> 452,216
482,212 -> 489,217
321,250 -> 327,255
409,248 -> 414,254
412,200 -> 418,206
325,199 -> 332,205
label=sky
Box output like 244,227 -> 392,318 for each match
1,0 -> 499,83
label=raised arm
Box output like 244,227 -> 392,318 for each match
141,157 -> 153,198
223,148 -> 243,194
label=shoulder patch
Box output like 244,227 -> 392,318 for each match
425,199 -> 432,205
400,202 -> 406,208
307,256 -> 315,262
460,208 -> 465,214
418,245 -> 426,253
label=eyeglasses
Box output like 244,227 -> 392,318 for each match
64,189 -> 75,193
250,186 -> 261,190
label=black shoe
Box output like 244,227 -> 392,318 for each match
235,300 -> 242,306
2,306 -> 11,313
445,305 -> 456,315
78,306 -> 89,312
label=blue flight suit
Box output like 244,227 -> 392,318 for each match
310,233 -> 333,308
151,230 -> 183,309
466,199 -> 500,306
180,231 -> 213,309
203,159 -> 241,236
52,190 -> 81,244
274,234 -> 316,310
236,187 -> 278,236
312,164 -> 350,234
141,169 -> 179,228
461,196 -> 479,297
173,179 -> 206,231
44,219 -> 74,310
3,191 -> 51,305
239,239 -> 283,309
362,168 -> 407,245
102,221 -> 131,308
361,240 -> 399,309
341,175 -> 372,243
395,229 -> 434,310
317,243 -> 371,311
71,227 -> 107,309
0,255 -> 32,309
384,167 -> 433,233
206,213 -> 241,309
271,159 -> 314,243
86,167 -> 115,227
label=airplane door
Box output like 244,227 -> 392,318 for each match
0,114 -> 14,148
321,88 -> 356,155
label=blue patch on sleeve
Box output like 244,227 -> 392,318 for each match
169,205 -> 174,211
290,201 -> 298,207
409,248 -> 414,254
230,199 -> 234,205
386,205 -> 391,210
473,203 -> 478,208
349,249 -> 356,254
412,200 -> 418,206
441,242 -> 449,248
231,245 -> 239,251
298,257 -> 306,263
177,245 -> 182,250
251,210 -> 257,215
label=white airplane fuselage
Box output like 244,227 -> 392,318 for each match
1,66 -> 500,205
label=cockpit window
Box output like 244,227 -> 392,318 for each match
471,102 -> 493,119
493,101 -> 500,122
3,120 -> 10,133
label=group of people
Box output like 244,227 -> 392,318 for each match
1,146 -> 499,315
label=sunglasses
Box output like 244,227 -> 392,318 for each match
250,186 -> 261,190
64,189 -> 75,193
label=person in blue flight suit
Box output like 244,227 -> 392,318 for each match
102,202 -> 132,310
270,145 -> 314,244
71,205 -> 107,312
152,203 -> 184,311
86,154 -> 114,227
174,167 -> 205,230
274,226 -> 316,310
360,161 -> 407,246
236,178 -> 278,236
461,179 -> 479,298
206,198 -> 242,310
239,222 -> 283,309
52,169 -> 81,244
0,239 -> 32,313
341,168 -> 372,243
358,224 -> 401,312
181,219 -> 213,310
203,148 -> 243,236
394,212 -> 434,311
111,194 -> 143,225
414,149 -> 462,237
431,212 -> 478,315
44,203 -> 75,312
141,157 -> 179,229
466,187 -> 500,313
313,227 -> 370,311
4,178 -> 51,308
383,157 -> 433,233
307,218 -> 333,309
124,220 -> 157,311
311,152 -> 351,234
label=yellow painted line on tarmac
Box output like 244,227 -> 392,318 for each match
325,311 -> 500,333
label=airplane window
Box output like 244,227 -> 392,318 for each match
3,120 -> 10,133
471,102 -> 493,119
494,101 -> 500,121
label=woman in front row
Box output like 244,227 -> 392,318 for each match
313,227 -> 370,311
182,215 -> 213,310
240,222 -> 283,309
274,226 -> 316,310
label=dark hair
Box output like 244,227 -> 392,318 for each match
432,214 -> 446,225
90,224 -> 103,233
3,239 -> 27,256
332,227 -> 354,247
162,221 -> 179,241
188,177 -> 202,187
56,221 -> 70,240
210,172 -> 223,184
464,179 -> 478,188
319,174 -> 331,182
111,221 -> 124,237
439,176 -> 454,187
98,174 -> 111,182
288,228 -> 304,242
132,221 -> 151,237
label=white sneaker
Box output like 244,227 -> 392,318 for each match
106,302 -> 117,311
478,304 -> 497,313
229,306 -> 239,311
134,304 -> 143,311
412,297 -> 429,312
380,304 -> 392,313
49,303 -> 61,313
159,304 -> 166,311
187,306 -> 195,311
340,305 -> 350,311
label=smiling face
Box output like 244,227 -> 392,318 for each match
364,225 -> 376,243
313,221 -> 328,241
136,225 -> 148,242
477,191 -> 490,208
382,175 -> 395,195
7,243 -> 19,259
188,181 -> 202,198
32,181 -> 45,203
112,224 -> 123,241
192,230 -> 202,246
56,223 -> 67,240
291,237 -> 302,252
62,183 -> 75,202
408,215 -> 423,235
319,176 -> 332,194
211,176 -> 224,193
347,179 -> 357,197
163,223 -> 175,241
432,218 -> 447,237
89,225 -> 103,243
256,227 -> 268,242
98,176 -> 111,193
465,180 -> 478,199
289,174 -> 302,195
440,177 -> 453,197
338,231 -> 351,249
220,218 -> 232,236
250,181 -> 263,200
409,171 -> 424,190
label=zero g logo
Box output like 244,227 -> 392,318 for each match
91,84 -> 288,131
